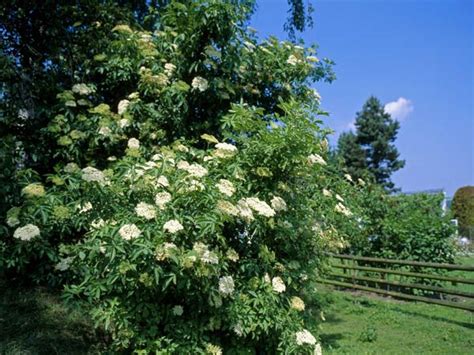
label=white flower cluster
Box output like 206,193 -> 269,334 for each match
78,202 -> 93,214
119,118 -> 130,128
336,194 -> 344,202
81,167 -> 105,184
193,242 -> 219,264
185,179 -> 205,192
272,276 -> 286,293
335,202 -> 352,217
344,174 -> 353,182
217,200 -> 239,216
213,142 -> 238,158
226,249 -> 240,262
236,199 -> 254,222
72,83 -> 94,96
135,202 -> 156,220
118,99 -> 130,115
163,219 -> 183,234
287,54 -> 302,66
308,154 -> 327,166
164,63 -> 176,77
295,329 -> 317,346
156,175 -> 170,188
55,256 -> 74,271
322,189 -> 332,197
13,224 -> 40,241
177,161 -> 208,178
243,197 -> 275,217
216,179 -> 235,197
119,224 -> 141,240
98,126 -> 111,136
270,196 -> 287,212
127,138 -> 140,149
155,191 -> 172,209
22,183 -> 45,198
218,276 -> 235,296
191,76 -> 208,92
290,296 -> 305,311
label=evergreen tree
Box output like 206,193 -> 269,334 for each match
338,96 -> 405,191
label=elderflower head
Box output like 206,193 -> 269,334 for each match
201,250 -> 219,264
295,329 -> 317,346
217,200 -> 239,217
72,83 -> 93,96
270,196 -> 287,212
164,62 -> 176,77
22,183 -> 45,198
236,199 -> 254,222
218,276 -> 235,296
336,194 -> 344,202
191,76 -> 208,92
127,138 -> 140,149
156,175 -> 169,188
163,219 -> 183,234
335,202 -> 352,217
344,174 -> 353,182
322,189 -> 332,197
244,197 -> 275,217
206,344 -> 223,355
6,207 -> 20,227
186,163 -> 208,178
291,296 -> 305,311
81,167 -> 105,184
226,249 -> 239,262
119,118 -> 129,128
78,202 -> 93,213
287,54 -> 299,66
117,99 -> 130,115
213,142 -> 237,158
308,153 -> 326,166
155,191 -> 171,209
98,126 -> 111,136
119,224 -> 141,240
272,276 -> 286,293
216,179 -> 235,197
135,202 -> 156,220
13,224 -> 40,241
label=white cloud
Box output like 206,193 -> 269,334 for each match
384,97 -> 414,121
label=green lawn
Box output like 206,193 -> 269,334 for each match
319,288 -> 474,355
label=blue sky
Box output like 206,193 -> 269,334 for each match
251,0 -> 473,196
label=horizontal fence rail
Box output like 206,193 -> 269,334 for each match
320,253 -> 474,312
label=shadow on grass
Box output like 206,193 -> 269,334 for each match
389,305 -> 474,329
0,283 -> 104,354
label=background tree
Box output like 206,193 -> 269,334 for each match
452,186 -> 474,238
337,96 -> 405,191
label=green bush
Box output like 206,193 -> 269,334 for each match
1,1 -> 357,352
348,189 -> 455,264
452,186 -> 474,238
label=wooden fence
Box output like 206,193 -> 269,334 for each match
318,253 -> 474,311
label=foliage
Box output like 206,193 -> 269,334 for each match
452,186 -> 474,238
1,1 -> 347,352
348,189 -> 456,264
337,96 -> 405,191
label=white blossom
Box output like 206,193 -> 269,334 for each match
155,191 -> 172,209
163,219 -> 183,234
244,197 -> 275,217
213,142 -> 238,158
156,175 -> 169,188
98,126 -> 112,136
270,196 -> 287,212
287,54 -> 299,66
119,119 -> 130,128
118,99 -> 130,115
78,202 -> 93,213
119,224 -> 141,240
216,179 -> 235,197
135,202 -> 156,220
314,343 -> 323,355
233,323 -> 244,337
308,154 -> 326,166
218,276 -> 235,296
91,218 -> 105,229
272,276 -> 286,293
335,202 -> 352,217
295,329 -> 317,346
127,138 -> 140,149
290,296 -> 305,311
156,242 -> 178,261
72,83 -> 93,96
13,224 -> 40,241
81,167 -> 105,183
217,200 -> 239,216
236,199 -> 254,222
164,63 -> 176,77
336,194 -> 344,203
201,250 -> 219,264
322,189 -> 332,197
191,76 -> 208,92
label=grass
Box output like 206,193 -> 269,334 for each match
0,281 -> 103,354
318,287 -> 474,355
